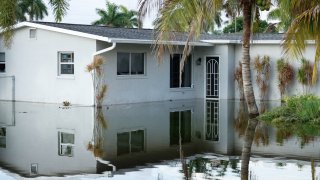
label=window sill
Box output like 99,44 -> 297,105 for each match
169,87 -> 194,92
57,75 -> 75,80
0,73 -> 7,76
116,75 -> 147,80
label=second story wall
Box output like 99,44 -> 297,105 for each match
0,27 -> 96,105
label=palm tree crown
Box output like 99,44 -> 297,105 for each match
93,1 -> 141,28
19,0 -> 48,21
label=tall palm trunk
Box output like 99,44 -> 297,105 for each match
241,2 -> 259,120
240,1 -> 260,180
240,118 -> 258,180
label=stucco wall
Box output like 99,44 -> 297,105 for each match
0,101 -> 95,176
0,27 -> 96,105
234,43 -> 317,100
98,43 -> 234,105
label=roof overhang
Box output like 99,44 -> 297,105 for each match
13,22 -> 111,42
201,39 -> 283,44
202,39 -> 316,45
9,22 -> 213,46
109,38 -> 213,46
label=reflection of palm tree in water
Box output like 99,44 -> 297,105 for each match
241,118 -> 258,180
87,108 -> 107,158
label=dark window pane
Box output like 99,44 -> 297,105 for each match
0,53 -> 5,62
170,54 -> 180,88
181,56 -> 192,87
181,111 -> 191,143
117,132 -> 130,155
170,111 -> 191,145
0,64 -> 5,73
59,145 -> 74,156
131,53 -> 144,75
170,54 -> 192,88
131,130 -> 144,153
61,132 -> 74,144
170,111 -> 180,145
61,64 -> 74,74
60,53 -> 73,63
117,53 -> 130,75
0,128 -> 6,148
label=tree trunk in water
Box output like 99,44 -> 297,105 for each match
240,119 -> 258,180
240,1 -> 260,180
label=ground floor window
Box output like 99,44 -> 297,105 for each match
0,128 -> 6,148
170,54 -> 192,88
117,52 -> 145,75
117,129 -> 145,155
0,53 -> 5,73
170,110 -> 191,145
58,52 -> 74,75
58,131 -> 75,157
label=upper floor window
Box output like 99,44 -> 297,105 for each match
0,53 -> 5,73
170,54 -> 192,88
58,52 -> 74,75
117,52 -> 145,75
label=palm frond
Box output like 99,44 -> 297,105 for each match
49,0 -> 69,22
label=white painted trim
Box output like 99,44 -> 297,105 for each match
14,22 -> 111,42
110,38 -> 213,46
201,39 -> 316,45
204,55 -> 221,99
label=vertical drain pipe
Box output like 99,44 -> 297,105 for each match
91,42 -> 116,106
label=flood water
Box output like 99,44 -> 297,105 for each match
0,99 -> 319,179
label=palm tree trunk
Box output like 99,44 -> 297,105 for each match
240,2 -> 260,180
241,2 -> 259,119
240,118 -> 258,180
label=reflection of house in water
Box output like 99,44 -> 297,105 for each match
0,100 -> 319,177
0,101 -> 96,177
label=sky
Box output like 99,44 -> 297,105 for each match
43,0 -> 272,29
43,0 -> 155,28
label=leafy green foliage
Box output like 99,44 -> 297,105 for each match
19,0 -> 48,21
49,0 -> 69,22
0,0 -> 17,47
93,1 -> 141,28
223,16 -> 243,33
258,95 -> 320,147
297,58 -> 313,94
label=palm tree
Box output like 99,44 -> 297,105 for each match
282,0 -> 320,84
119,5 -> 142,28
267,0 -> 292,32
93,1 -> 141,28
0,0 -> 69,46
19,0 -> 48,21
138,2 -> 261,178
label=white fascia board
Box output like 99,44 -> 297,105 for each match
201,40 -> 241,44
110,38 -> 213,46
202,39 -> 287,44
14,22 -> 111,42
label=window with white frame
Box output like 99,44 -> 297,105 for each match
58,131 -> 75,157
58,52 -> 74,75
0,53 -> 5,73
170,54 -> 192,88
117,52 -> 145,75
